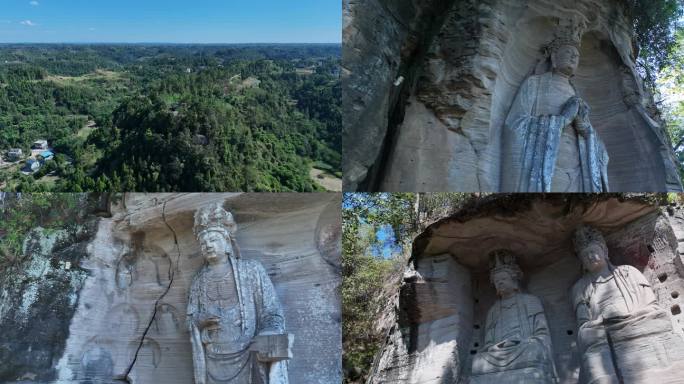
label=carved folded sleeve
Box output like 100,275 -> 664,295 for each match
502,72 -> 609,192
254,260 -> 286,335
504,75 -> 568,192
186,257 -> 289,384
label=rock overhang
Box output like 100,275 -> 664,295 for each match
411,194 -> 662,271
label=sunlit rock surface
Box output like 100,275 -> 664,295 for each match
343,0 -> 682,192
368,195 -> 684,383
0,193 -> 342,384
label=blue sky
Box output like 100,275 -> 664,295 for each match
0,0 -> 340,43
374,225 -> 402,259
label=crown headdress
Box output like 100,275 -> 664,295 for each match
193,202 -> 237,239
548,18 -> 585,52
489,249 -> 523,283
572,225 -> 608,254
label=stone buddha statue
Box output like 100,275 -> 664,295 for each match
502,20 -> 609,192
471,250 -> 557,384
187,203 -> 290,384
571,225 -> 684,383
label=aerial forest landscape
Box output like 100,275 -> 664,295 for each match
0,1 -> 341,192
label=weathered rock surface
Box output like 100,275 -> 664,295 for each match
0,220 -> 99,383
344,0 -> 683,192
1,193 -> 342,384
342,0 -> 457,190
368,195 -> 684,383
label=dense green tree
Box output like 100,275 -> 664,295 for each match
0,44 -> 341,192
342,193 -> 473,383
628,0 -> 684,81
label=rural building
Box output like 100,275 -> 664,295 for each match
40,150 -> 54,161
7,148 -> 23,161
24,159 -> 40,173
32,140 -> 48,150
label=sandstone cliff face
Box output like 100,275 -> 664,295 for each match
343,0 -> 682,192
368,195 -> 684,383
0,219 -> 99,383
342,0 -> 457,190
0,193 -> 342,384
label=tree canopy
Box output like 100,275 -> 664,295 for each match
342,193 -> 473,383
0,44 -> 341,192
628,0 -> 684,80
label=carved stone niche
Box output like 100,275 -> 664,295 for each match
343,0 -> 683,192
53,193 -> 342,384
368,195 -> 684,384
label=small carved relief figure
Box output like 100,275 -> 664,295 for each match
129,338 -> 162,369
471,250 -> 557,384
81,343 -> 114,380
115,232 -> 171,292
153,303 -> 181,335
571,225 -> 684,383
502,20 -> 609,192
187,203 -> 291,384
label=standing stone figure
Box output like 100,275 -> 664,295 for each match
571,225 -> 684,383
187,203 -> 291,384
502,21 -> 609,192
471,250 -> 557,383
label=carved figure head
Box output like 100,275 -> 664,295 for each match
548,18 -> 583,76
194,202 -> 237,263
489,250 -> 522,297
573,225 -> 610,273
551,45 -> 580,76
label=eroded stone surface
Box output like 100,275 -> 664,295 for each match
187,202 -> 290,384
2,193 -> 341,384
344,0 -> 682,192
571,225 -> 684,383
470,251 -> 557,384
342,0 -> 458,190
0,221 -> 98,383
368,196 -> 684,383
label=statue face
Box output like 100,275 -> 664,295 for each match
199,231 -> 232,264
552,45 -> 579,75
578,241 -> 608,273
492,270 -> 519,297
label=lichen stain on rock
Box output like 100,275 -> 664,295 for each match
0,220 -> 98,383
47,193 -> 343,384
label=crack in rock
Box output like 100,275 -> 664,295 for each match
118,200 -> 183,383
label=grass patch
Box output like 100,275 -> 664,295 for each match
43,69 -> 124,85
76,121 -> 97,140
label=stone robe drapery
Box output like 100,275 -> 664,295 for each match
471,293 -> 557,383
502,72 -> 609,192
572,265 -> 684,383
188,257 -> 288,384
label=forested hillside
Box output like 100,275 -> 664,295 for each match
0,44 -> 340,192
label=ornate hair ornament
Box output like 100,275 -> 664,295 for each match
547,18 -> 585,53
193,202 -> 237,239
572,225 -> 608,255
489,249 -> 523,283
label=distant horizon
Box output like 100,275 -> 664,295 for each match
0,0 -> 340,44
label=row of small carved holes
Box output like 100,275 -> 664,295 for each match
657,273 -> 682,316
